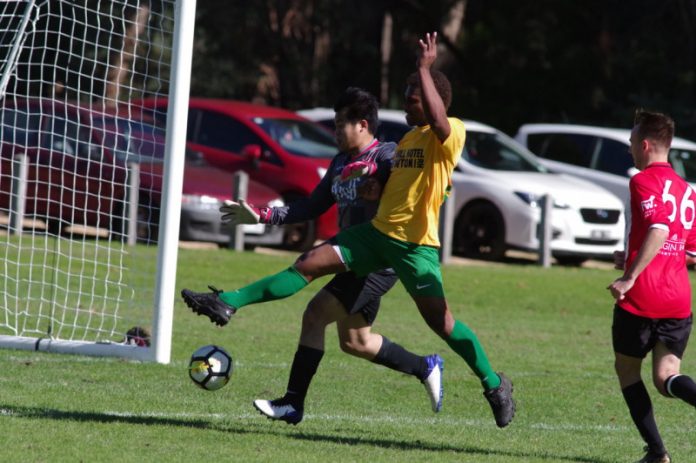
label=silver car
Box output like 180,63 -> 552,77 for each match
514,123 -> 696,210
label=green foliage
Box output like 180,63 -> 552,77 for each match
190,1 -> 696,139
2,249 -> 695,462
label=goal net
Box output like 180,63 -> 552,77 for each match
0,0 -> 194,363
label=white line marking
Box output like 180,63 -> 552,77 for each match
2,408 -> 692,435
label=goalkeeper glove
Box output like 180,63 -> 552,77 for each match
340,160 -> 377,181
219,199 -> 270,225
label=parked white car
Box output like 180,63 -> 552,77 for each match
299,108 -> 626,264
514,123 -> 696,210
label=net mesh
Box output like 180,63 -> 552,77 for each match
0,0 -> 175,345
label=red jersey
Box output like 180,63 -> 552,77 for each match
620,162 -> 694,319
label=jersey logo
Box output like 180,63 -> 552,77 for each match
661,237 -> 685,256
416,283 -> 432,290
641,195 -> 656,212
393,148 -> 425,169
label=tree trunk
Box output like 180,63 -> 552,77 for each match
438,0 -> 466,67
311,28 -> 330,106
380,11 -> 393,105
104,5 -> 149,105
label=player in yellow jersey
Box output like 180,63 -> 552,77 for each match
182,32 -> 515,427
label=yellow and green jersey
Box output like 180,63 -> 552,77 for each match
372,117 -> 465,247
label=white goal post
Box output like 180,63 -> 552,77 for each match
0,0 -> 195,363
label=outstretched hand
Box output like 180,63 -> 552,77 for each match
417,32 -> 438,70
220,199 -> 268,225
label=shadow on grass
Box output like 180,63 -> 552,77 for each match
285,430 -> 612,463
2,404 -> 611,463
1,404 -> 219,430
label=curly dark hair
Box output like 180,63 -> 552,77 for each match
633,109 -> 674,149
333,87 -> 380,134
406,70 -> 452,109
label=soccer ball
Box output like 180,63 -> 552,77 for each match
188,344 -> 233,391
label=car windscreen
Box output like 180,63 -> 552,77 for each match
463,130 -> 547,173
252,117 -> 336,158
0,107 -> 40,147
304,117 -> 411,144
669,147 -> 696,183
94,117 -> 166,163
377,120 -> 411,143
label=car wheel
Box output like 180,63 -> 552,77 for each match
453,201 -> 506,261
109,200 -> 126,242
45,217 -> 65,237
554,255 -> 587,266
279,193 -> 317,251
137,200 -> 159,244
282,220 -> 316,252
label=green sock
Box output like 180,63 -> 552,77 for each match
219,266 -> 309,309
445,319 -> 501,390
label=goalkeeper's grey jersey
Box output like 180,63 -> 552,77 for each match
265,140 -> 396,231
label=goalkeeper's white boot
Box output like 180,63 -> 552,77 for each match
253,397 -> 304,425
422,354 -> 444,412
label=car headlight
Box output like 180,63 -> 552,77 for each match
513,191 -> 569,209
317,167 -> 327,179
181,194 -> 222,209
268,198 -> 285,208
514,191 -> 541,207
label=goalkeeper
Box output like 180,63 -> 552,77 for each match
217,86 -> 445,425
183,32 -> 515,427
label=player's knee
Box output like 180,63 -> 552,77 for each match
302,302 -> 331,330
654,377 -> 670,397
339,336 -> 369,356
614,358 -> 630,376
292,260 -> 314,282
415,299 -> 451,338
653,372 -> 676,397
613,359 -> 641,386
338,339 -> 357,355
422,314 -> 447,338
613,359 -> 623,376
293,244 -> 338,280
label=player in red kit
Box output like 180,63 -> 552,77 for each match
608,110 -> 696,463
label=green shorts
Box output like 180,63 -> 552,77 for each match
335,222 -> 444,298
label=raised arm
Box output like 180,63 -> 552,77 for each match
417,32 -> 451,143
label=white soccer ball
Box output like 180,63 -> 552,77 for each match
188,344 -> 233,391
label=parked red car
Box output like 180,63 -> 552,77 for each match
0,99 -> 284,246
89,114 -> 286,246
0,99 -> 127,236
137,98 -> 339,250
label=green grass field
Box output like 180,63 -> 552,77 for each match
2,247 -> 695,462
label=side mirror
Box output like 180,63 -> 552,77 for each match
185,149 -> 205,164
241,144 -> 262,169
